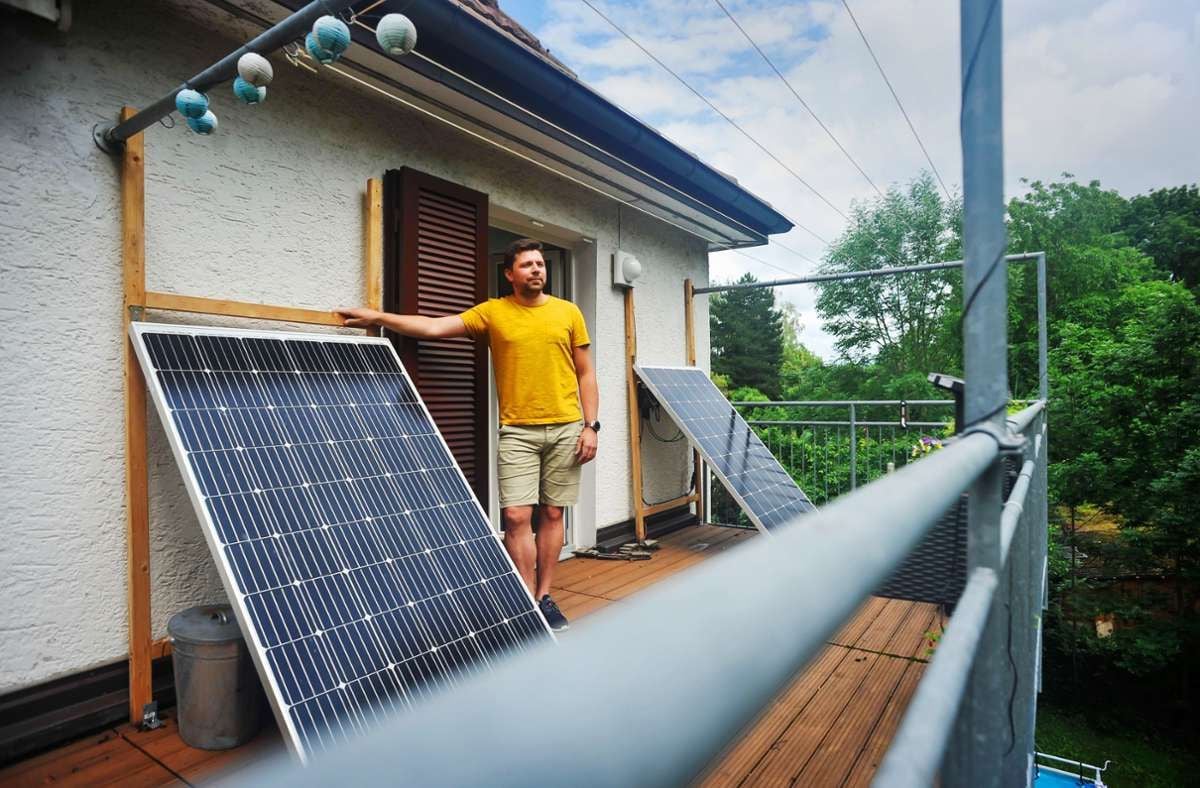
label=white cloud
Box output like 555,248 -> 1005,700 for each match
521,0 -> 1200,359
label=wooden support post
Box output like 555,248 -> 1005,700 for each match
684,278 -> 704,524
121,106 -> 152,725
625,288 -> 647,542
363,178 -> 383,336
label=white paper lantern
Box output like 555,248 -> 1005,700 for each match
376,13 -> 417,56
237,53 -> 273,87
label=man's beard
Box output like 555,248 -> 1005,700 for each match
518,279 -> 544,296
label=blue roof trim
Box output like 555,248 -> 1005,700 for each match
282,0 -> 793,239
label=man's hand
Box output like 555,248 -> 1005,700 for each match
575,425 -> 597,465
337,307 -> 381,328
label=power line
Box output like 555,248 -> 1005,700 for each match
728,249 -> 807,278
712,0 -> 883,198
839,0 -> 953,201
576,0 -> 849,233
769,237 -> 819,267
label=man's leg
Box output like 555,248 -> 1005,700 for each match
534,505 -> 564,599
502,505 -> 536,594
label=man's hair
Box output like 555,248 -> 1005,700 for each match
503,238 -> 543,269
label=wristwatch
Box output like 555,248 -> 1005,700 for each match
585,420 -> 601,433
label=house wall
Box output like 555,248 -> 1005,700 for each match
0,0 -> 709,694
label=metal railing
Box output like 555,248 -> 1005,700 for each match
251,401 -> 1049,786
706,400 -> 955,520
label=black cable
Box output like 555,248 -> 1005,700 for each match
576,0 -> 848,234
713,0 -> 883,198
1003,557 -> 1019,756
840,0 -> 953,201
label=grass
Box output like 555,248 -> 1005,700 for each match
1036,704 -> 1200,787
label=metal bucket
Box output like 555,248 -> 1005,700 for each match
168,604 -> 264,750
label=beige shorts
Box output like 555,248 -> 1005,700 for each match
497,420 -> 584,508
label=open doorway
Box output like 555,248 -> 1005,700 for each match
486,226 -> 576,556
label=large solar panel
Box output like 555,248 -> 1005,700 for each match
130,323 -> 552,761
635,365 -> 816,533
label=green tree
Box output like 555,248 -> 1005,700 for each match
1006,176 -> 1151,396
710,273 -> 785,398
814,172 -> 962,375
1122,185 -> 1200,290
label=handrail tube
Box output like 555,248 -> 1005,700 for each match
999,459 -> 1035,562
692,252 -> 1044,295
252,433 -> 1001,786
873,567 -> 1000,786
1005,399 -> 1046,434
736,399 -> 957,407
748,419 -> 946,428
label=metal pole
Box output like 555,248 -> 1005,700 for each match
93,0 -> 357,152
1037,252 -> 1048,401
692,252 -> 1043,295
945,0 -> 1009,784
849,403 -> 858,490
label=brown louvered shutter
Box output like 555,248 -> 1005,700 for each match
383,168 -> 489,504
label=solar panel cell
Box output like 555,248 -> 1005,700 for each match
131,323 -> 553,761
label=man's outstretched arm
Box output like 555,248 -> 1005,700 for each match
337,307 -> 469,339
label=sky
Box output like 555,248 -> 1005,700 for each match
499,0 -> 1200,359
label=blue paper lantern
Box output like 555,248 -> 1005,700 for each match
175,89 -> 209,119
233,76 -> 266,105
312,15 -> 351,56
375,13 -> 417,56
187,110 -> 218,135
305,32 -> 338,65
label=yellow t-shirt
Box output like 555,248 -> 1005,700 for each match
459,295 -> 591,425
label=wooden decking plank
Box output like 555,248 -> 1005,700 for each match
696,645 -> 849,787
828,595 -> 889,648
887,602 -> 940,661
843,660 -> 927,787
792,654 -> 911,786
739,650 -> 883,786
564,528 -> 742,597
0,726 -> 178,787
0,729 -> 124,780
853,599 -> 915,652
555,525 -> 730,592
604,531 -> 751,601
552,589 -> 612,621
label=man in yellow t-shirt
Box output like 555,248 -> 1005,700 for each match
338,239 -> 598,632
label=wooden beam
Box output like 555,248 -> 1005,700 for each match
363,178 -> 383,337
121,105 -> 151,725
624,288 -> 647,542
150,637 -> 173,660
143,292 -> 343,326
643,494 -> 700,518
684,278 -> 704,523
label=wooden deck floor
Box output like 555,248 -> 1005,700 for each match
1,524 -> 939,787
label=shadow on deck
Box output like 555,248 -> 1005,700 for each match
1,524 -> 939,787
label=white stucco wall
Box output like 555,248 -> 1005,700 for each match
0,0 -> 709,693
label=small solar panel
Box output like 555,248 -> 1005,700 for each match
130,323 -> 552,761
635,365 -> 816,533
